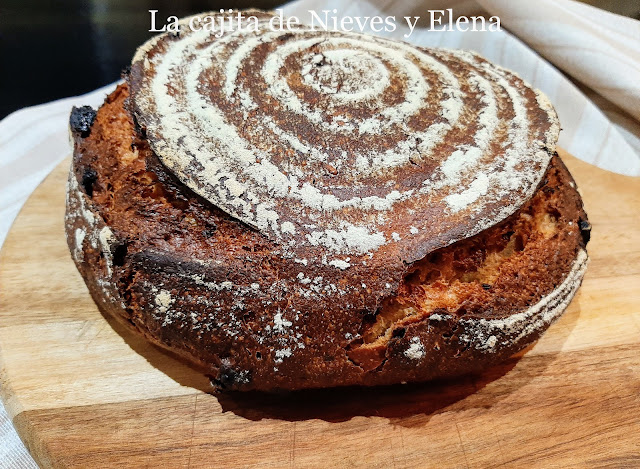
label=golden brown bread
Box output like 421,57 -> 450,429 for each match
65,13 -> 589,391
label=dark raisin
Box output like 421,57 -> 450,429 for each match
578,218 -> 591,244
69,106 -> 97,137
482,283 -> 491,290
81,167 -> 98,197
112,242 -> 128,267
392,328 -> 406,338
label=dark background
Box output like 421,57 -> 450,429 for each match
0,0 -> 282,118
0,0 -> 638,119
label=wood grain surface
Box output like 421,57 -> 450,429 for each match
0,150 -> 639,468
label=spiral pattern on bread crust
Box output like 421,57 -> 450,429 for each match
129,11 -> 559,267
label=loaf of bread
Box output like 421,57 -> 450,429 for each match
65,11 -> 589,391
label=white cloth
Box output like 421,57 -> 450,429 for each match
1,1 -> 638,466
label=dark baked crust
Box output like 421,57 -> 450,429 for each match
65,85 -> 589,391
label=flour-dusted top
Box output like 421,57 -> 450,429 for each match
129,10 -> 559,268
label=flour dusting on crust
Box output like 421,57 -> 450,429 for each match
129,11 -> 559,269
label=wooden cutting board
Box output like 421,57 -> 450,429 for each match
0,150 -> 639,468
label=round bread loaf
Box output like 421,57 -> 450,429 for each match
65,11 -> 589,391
